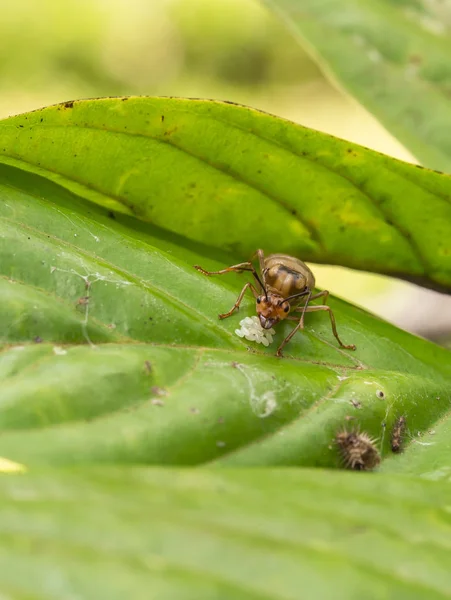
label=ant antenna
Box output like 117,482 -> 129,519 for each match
253,272 -> 268,299
284,289 -> 310,303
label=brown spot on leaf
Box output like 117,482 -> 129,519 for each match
151,386 -> 167,397
164,126 -> 178,136
76,296 -> 90,307
409,54 -> 422,65
151,398 -> 165,407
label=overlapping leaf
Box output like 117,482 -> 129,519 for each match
0,467 -> 450,599
1,97 -> 451,290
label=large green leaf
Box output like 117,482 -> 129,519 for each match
1,146 -> 451,470
262,0 -> 451,171
0,467 -> 450,599
2,97 -> 451,291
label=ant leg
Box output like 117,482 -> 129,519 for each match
255,249 -> 271,291
295,289 -> 329,309
297,289 -> 312,330
194,261 -> 265,292
310,289 -> 329,304
218,283 -> 259,320
301,305 -> 356,350
276,288 -> 315,357
276,316 -> 304,357
296,290 -> 330,306
194,261 -> 255,276
255,249 -> 266,274
292,289 -> 330,330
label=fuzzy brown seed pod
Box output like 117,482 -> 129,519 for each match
391,416 -> 406,453
335,429 -> 381,471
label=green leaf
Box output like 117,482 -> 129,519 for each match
261,0 -> 451,170
1,466 -> 451,599
1,146 -> 451,470
2,97 -> 451,292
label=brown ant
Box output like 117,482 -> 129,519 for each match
194,249 -> 356,356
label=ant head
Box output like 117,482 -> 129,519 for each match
256,294 -> 290,329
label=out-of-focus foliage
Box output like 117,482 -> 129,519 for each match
263,0 -> 451,171
0,0 -> 316,109
1,468 -> 451,599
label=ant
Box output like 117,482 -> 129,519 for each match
195,249 -> 356,356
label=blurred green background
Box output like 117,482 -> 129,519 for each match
2,0 -> 449,341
